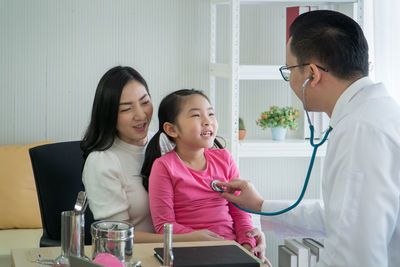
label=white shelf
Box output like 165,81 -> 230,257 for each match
209,63 -> 282,80
238,138 -> 327,157
239,65 -> 282,80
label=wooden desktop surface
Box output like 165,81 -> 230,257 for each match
11,240 -> 266,267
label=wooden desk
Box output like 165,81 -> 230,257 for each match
11,240 -> 266,267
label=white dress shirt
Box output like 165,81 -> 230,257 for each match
261,77 -> 400,266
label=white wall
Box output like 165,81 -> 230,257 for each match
0,0 -> 210,145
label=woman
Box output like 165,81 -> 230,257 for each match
80,66 -> 266,257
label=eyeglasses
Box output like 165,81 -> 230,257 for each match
279,64 -> 328,81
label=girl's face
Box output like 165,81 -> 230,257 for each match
172,94 -> 218,150
116,80 -> 153,146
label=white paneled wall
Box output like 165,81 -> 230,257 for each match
0,0 -> 210,144
240,157 -> 321,201
1,1 -> 323,266
0,1 -> 12,142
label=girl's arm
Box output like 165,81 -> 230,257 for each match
225,151 -> 256,248
148,159 -> 195,234
229,201 -> 256,247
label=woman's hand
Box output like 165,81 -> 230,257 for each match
178,229 -> 225,242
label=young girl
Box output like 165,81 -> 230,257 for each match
142,89 -> 257,252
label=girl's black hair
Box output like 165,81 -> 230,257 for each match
141,89 -> 223,191
80,66 -> 149,159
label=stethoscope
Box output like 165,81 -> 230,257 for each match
211,78 -> 332,216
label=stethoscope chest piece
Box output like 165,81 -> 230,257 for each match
210,180 -> 223,192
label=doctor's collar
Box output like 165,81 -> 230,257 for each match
329,77 -> 373,128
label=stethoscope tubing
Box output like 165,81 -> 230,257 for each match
220,125 -> 331,216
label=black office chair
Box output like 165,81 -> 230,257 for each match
29,141 -> 95,247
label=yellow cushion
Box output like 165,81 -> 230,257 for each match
0,142 -> 52,229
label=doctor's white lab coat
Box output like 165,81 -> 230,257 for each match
261,77 -> 400,267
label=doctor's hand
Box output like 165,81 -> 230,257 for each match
217,178 -> 264,212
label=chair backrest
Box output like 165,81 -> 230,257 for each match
29,141 -> 95,247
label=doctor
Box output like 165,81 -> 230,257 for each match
218,10 -> 400,267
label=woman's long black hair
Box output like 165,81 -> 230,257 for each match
80,66 -> 149,159
141,89 -> 223,191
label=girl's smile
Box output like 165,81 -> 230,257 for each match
200,129 -> 213,137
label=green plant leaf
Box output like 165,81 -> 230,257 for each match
256,105 -> 300,131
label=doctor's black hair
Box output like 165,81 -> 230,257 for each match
289,10 -> 369,80
140,89 -> 223,191
80,66 -> 150,159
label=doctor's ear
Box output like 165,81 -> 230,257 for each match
309,64 -> 321,86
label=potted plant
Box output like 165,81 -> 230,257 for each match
239,117 -> 246,140
256,106 -> 300,141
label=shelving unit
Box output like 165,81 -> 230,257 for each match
209,0 -> 364,162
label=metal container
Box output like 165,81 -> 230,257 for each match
91,220 -> 134,264
163,223 -> 174,266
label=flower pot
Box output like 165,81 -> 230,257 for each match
270,126 -> 287,141
239,129 -> 246,140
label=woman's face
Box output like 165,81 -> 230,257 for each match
116,80 -> 153,146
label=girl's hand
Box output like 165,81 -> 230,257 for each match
246,228 -> 268,263
244,229 -> 272,266
181,229 -> 224,241
241,242 -> 253,252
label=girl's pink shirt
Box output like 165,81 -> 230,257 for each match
149,148 -> 256,247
